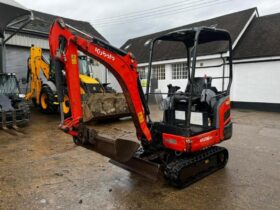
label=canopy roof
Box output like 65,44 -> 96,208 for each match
0,0 -> 31,38
155,27 -> 231,47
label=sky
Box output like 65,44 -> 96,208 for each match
15,0 -> 280,47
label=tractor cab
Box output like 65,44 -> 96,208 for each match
0,73 -> 30,128
146,27 -> 233,151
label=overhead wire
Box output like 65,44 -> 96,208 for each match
94,0 -> 229,27
93,0 -> 202,22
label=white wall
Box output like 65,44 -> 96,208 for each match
232,61 -> 280,103
6,32 -> 49,49
90,62 -> 122,92
90,62 -> 107,83
107,70 -> 122,92
88,56 -> 280,104
158,64 -> 187,94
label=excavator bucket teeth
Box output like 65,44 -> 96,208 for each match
109,155 -> 161,181
82,93 -> 130,122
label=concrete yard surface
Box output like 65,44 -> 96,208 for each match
0,108 -> 279,210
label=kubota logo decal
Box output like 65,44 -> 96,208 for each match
138,112 -> 144,123
95,47 -> 115,61
200,136 -> 213,143
164,138 -> 177,144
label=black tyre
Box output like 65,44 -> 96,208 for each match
40,86 -> 58,114
31,97 -> 38,107
73,136 -> 82,146
62,94 -> 71,118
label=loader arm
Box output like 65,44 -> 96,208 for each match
49,19 -> 151,142
25,46 -> 50,105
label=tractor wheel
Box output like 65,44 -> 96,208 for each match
40,86 -> 57,114
62,94 -> 71,118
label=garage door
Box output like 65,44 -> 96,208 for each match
5,46 -> 49,92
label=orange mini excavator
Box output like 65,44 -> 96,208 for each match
49,18 -> 233,188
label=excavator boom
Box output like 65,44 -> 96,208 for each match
49,19 -> 151,142
49,19 -> 152,162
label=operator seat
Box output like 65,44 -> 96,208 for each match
185,77 -> 208,97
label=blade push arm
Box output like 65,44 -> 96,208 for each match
49,19 -> 151,142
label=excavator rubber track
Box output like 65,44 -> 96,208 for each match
164,146 -> 228,188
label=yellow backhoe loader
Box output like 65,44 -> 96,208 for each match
25,46 -> 130,119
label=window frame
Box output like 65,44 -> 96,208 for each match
152,64 -> 165,80
171,62 -> 188,80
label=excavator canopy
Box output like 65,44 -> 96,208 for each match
156,27 -> 231,44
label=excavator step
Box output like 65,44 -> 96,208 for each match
164,146 -> 228,188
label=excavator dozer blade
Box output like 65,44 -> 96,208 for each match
81,131 -> 140,162
78,126 -> 160,180
110,156 -> 161,181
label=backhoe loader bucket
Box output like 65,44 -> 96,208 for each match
82,93 -> 130,122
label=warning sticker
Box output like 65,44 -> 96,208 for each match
71,54 -> 77,65
138,112 -> 144,123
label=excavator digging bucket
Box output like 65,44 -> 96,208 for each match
82,93 -> 130,122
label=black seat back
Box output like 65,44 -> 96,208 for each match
186,77 -> 207,96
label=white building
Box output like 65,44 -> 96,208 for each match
121,8 -> 280,111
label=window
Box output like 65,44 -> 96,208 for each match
152,65 -> 165,80
138,67 -> 146,79
172,63 -> 188,79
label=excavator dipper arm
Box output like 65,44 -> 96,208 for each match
49,19 -> 151,142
